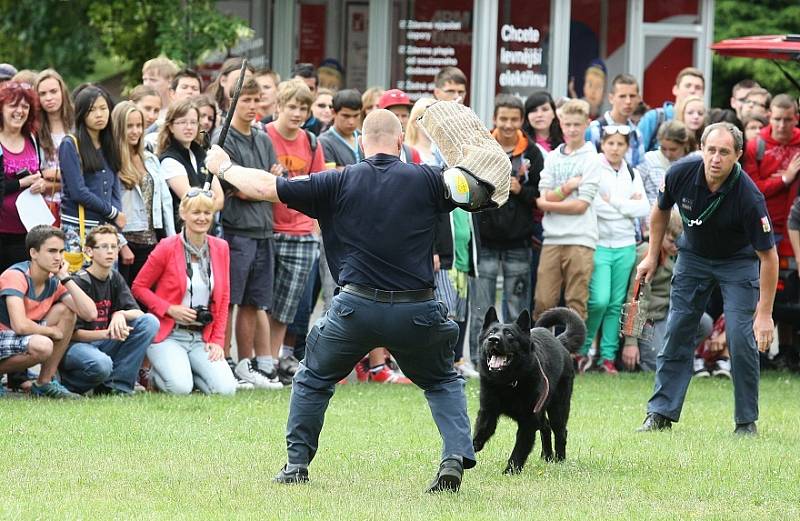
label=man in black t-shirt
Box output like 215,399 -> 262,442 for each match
59,226 -> 159,395
635,123 -> 778,436
205,109 -> 487,492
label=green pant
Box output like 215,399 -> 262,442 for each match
581,245 -> 637,361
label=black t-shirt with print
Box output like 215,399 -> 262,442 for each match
73,269 -> 139,331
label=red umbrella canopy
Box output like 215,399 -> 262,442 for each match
711,35 -> 800,61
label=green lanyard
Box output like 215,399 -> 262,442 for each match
679,164 -> 741,228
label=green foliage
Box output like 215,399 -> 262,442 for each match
88,0 -> 250,87
0,0 -> 249,89
0,0 -> 101,85
712,0 -> 800,107
2,374 -> 800,519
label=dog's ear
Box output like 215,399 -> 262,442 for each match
515,309 -> 531,333
483,307 -> 498,330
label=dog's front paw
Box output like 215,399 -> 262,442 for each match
472,438 -> 486,453
503,462 -> 523,475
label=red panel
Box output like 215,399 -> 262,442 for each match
298,4 -> 327,66
642,38 -> 695,107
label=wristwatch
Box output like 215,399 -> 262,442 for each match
218,160 -> 233,179
59,276 -> 71,285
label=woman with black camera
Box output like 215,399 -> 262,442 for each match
132,189 -> 235,395
0,81 -> 47,271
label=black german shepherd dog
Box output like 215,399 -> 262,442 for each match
472,307 -> 585,474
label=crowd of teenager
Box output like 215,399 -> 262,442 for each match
0,54 -> 798,398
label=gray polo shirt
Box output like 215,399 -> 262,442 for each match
319,127 -> 362,167
213,126 -> 277,239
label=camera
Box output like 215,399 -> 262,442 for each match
192,306 -> 213,326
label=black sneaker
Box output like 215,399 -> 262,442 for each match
734,422 -> 757,436
273,464 -> 309,484
425,457 -> 463,493
636,412 -> 672,432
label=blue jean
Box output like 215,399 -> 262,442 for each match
647,250 -> 761,424
60,314 -> 158,394
637,313 -> 713,372
286,291 -> 476,469
147,329 -> 236,395
468,247 -> 532,365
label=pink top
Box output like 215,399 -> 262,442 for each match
1,138 -> 39,234
536,136 -> 552,153
266,123 -> 326,235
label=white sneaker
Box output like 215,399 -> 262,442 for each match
693,357 -> 710,378
235,358 -> 283,390
455,361 -> 480,379
712,358 -> 732,379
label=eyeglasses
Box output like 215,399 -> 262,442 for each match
173,118 -> 199,127
602,125 -> 631,136
185,187 -> 214,199
743,99 -> 767,109
89,243 -> 119,252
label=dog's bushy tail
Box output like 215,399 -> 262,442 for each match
535,307 -> 586,353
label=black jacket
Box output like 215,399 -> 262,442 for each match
476,134 -> 543,250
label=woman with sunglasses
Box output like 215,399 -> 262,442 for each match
111,101 -> 175,285
35,69 -> 75,227
60,85 -> 125,260
157,98 -> 223,228
311,88 -> 334,133
576,125 -> 650,374
0,81 -> 48,271
132,189 -> 235,395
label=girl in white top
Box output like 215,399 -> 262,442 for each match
578,125 -> 650,374
637,120 -> 695,205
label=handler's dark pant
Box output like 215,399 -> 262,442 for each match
648,250 -> 761,424
285,290 -> 477,469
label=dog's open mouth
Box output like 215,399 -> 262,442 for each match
487,353 -> 512,371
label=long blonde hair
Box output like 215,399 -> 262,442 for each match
404,97 -> 436,147
111,101 -> 146,190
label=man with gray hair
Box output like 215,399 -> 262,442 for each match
204,108 -> 508,492
635,122 -> 778,436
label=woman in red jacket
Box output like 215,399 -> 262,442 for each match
132,189 -> 235,395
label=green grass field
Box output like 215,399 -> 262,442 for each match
2,372 -> 799,520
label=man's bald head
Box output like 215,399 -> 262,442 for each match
362,109 -> 403,156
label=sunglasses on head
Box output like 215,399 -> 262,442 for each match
184,187 -> 214,199
602,125 -> 631,137
4,81 -> 32,90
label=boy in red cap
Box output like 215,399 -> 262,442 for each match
378,89 -> 420,164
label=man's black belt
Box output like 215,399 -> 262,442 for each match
176,323 -> 205,332
341,283 -> 434,303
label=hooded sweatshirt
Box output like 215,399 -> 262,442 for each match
475,129 -> 542,249
593,155 -> 650,248
742,125 -> 800,255
538,141 -> 601,249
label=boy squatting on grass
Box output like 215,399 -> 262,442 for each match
58,225 -> 159,396
0,225 -> 97,398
